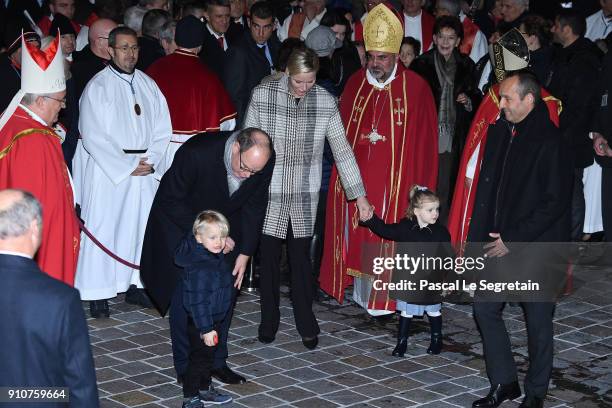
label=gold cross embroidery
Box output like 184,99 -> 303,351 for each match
353,96 -> 365,122
393,98 -> 404,126
375,25 -> 385,39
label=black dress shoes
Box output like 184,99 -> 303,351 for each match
125,285 -> 154,308
472,382 -> 521,407
518,396 -> 544,408
302,336 -> 318,350
89,299 -> 110,318
211,365 -> 246,384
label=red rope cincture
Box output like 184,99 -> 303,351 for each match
78,219 -> 140,270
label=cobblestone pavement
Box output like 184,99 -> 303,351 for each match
92,259 -> 612,408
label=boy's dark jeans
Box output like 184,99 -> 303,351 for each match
183,318 -> 218,398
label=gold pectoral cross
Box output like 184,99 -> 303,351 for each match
393,98 -> 404,126
353,96 -> 365,122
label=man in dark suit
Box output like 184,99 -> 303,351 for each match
0,24 -> 40,113
592,50 -> 612,240
137,8 -> 171,71
223,1 -> 280,125
226,0 -> 247,43
199,0 -> 232,78
469,72 -> 572,408
141,128 -> 274,385
0,189 -> 99,407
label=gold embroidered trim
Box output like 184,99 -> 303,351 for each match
0,128 -> 60,160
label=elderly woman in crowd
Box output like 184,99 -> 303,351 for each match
243,47 -> 371,350
411,15 -> 481,224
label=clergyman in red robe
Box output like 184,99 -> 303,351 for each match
320,4 -> 439,313
0,35 -> 79,285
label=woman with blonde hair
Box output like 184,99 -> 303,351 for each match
244,47 -> 372,349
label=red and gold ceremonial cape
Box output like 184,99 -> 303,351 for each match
447,84 -> 562,254
320,65 -> 438,311
0,107 -> 80,285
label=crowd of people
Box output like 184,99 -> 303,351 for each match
0,0 -> 611,407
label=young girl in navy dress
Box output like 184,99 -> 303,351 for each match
361,185 -> 450,356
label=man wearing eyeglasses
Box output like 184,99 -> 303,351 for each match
0,32 -> 80,287
73,26 -> 172,319
141,128 -> 274,386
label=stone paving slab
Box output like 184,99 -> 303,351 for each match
87,260 -> 611,407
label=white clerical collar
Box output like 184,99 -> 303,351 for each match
18,104 -> 48,127
207,23 -> 225,39
0,250 -> 32,259
404,10 -> 422,21
366,63 -> 398,89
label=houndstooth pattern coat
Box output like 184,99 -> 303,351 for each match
244,74 -> 365,239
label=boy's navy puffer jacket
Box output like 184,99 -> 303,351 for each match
175,234 -> 233,334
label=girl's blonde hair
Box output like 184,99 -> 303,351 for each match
406,185 -> 439,218
286,47 -> 320,76
193,210 -> 230,237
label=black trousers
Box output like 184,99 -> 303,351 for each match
602,166 -> 612,241
170,279 -> 237,376
571,168 -> 586,240
183,318 -> 217,398
473,301 -> 554,398
259,222 -> 320,339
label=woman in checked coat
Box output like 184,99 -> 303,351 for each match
243,47 -> 372,349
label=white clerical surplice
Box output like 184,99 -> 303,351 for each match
73,66 -> 172,300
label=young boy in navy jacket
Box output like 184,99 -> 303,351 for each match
175,210 -> 234,408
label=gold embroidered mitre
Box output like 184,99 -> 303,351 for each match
363,4 -> 403,54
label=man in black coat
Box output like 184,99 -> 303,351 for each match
136,8 -> 171,71
0,189 -> 99,407
67,18 -> 117,172
469,72 -> 572,408
199,0 -> 232,79
226,0 -> 247,43
547,9 -> 602,241
223,1 -> 280,125
140,128 -> 274,385
0,28 -> 40,113
592,50 -> 612,240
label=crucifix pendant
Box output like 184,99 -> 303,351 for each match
367,129 -> 385,144
134,103 -> 141,116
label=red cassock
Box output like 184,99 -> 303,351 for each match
459,17 -> 479,57
447,84 -> 562,254
0,107 -> 80,285
146,50 -> 236,136
319,65 -> 438,311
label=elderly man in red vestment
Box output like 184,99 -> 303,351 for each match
146,15 -> 237,175
320,3 -> 438,314
448,29 -> 562,255
0,34 -> 80,285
